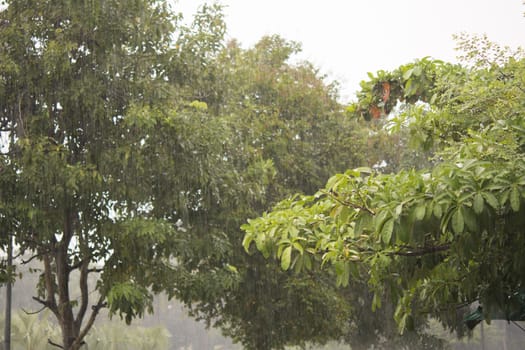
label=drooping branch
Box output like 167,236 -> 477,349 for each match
21,248 -> 53,265
88,267 -> 104,273
32,296 -> 58,316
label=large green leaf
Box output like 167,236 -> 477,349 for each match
381,218 -> 394,244
451,208 -> 464,234
473,193 -> 484,214
281,246 -> 292,270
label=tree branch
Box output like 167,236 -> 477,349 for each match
32,296 -> 59,316
74,296 -> 107,349
392,243 -> 451,257
74,258 -> 90,330
21,249 -> 52,265
323,190 -> 376,215
21,305 -> 47,315
88,267 -> 104,273
48,338 -> 64,349
42,254 -> 58,315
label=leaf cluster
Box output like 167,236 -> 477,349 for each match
243,36 -> 525,334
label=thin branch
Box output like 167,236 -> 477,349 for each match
392,244 -> 451,257
21,305 -> 46,315
21,250 -> 51,265
512,320 -> 525,333
41,254 -> 59,319
48,338 -> 64,349
88,267 -> 104,273
322,190 -> 376,215
68,256 -> 92,273
32,296 -> 58,316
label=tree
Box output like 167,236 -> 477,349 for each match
0,1 -> 256,349
169,34 -> 369,350
170,29 -> 449,349
2,2 -> 349,349
242,36 -> 525,334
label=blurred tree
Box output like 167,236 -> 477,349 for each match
168,32 -> 368,350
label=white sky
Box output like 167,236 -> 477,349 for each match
174,0 -> 525,102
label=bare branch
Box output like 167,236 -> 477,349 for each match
21,250 -> 51,265
21,305 -> 46,315
32,296 -> 59,317
48,338 -> 64,349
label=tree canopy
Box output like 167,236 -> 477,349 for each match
243,35 -> 525,332
2,0 -> 524,349
0,1 -> 373,349
0,1 -> 249,349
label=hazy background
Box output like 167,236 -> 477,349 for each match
174,0 -> 525,101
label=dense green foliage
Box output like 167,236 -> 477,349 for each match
2,0 -> 523,349
243,36 -> 525,334
0,1 -> 373,349
0,1 -> 187,348
170,30 -> 372,350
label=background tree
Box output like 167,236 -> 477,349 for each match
167,31 -> 368,349
168,24 -> 447,348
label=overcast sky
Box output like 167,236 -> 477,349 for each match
174,0 -> 525,102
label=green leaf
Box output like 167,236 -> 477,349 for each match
334,261 -> 350,287
292,241 -> 304,255
303,254 -> 312,270
375,210 -> 389,232
433,203 -> 443,218
355,215 -> 372,235
482,192 -> 499,210
241,229 -> 254,252
402,68 -> 414,80
452,209 -> 464,234
462,207 -> 478,232
510,186 -> 520,212
281,246 -> 292,270
414,204 -> 426,221
473,193 -> 484,214
396,221 -> 411,243
381,218 -> 394,244
393,204 -> 403,219
339,205 -> 353,223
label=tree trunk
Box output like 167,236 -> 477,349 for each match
55,208 -> 80,350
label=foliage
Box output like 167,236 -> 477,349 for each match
169,33 -> 371,350
243,36 -> 525,334
0,1 -> 369,349
0,1 -> 256,349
